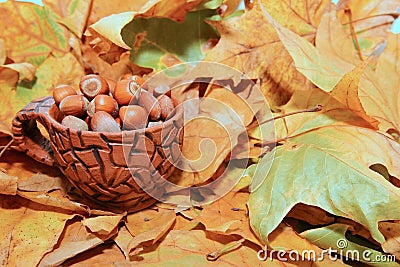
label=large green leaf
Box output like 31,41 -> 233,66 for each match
248,126 -> 400,245
121,9 -> 219,70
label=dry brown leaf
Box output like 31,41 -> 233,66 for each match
173,213 -> 201,231
0,151 -> 62,183
380,221 -> 400,260
330,62 -> 379,129
0,121 -> 12,139
18,173 -> 69,193
0,196 -> 74,266
63,242 -> 126,266
126,208 -> 176,255
0,170 -> 17,195
123,230 -> 265,266
204,0 -> 330,108
43,0 -> 92,37
266,5 -> 358,93
190,191 -> 261,246
316,6 -> 361,66
82,214 -> 125,236
17,190 -> 88,214
113,225 -> 134,259
39,219 -> 118,267
337,0 -> 400,57
359,33 -> 400,134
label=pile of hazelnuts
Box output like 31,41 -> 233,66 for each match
53,74 -> 175,132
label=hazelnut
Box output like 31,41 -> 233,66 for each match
87,95 -> 119,118
138,90 -> 161,121
61,115 -> 89,131
120,74 -> 146,86
113,79 -> 142,106
59,95 -> 89,117
52,84 -> 77,106
79,74 -> 109,99
119,105 -> 148,130
157,95 -> 175,120
90,111 -> 121,132
104,78 -> 117,96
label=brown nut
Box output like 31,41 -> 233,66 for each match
61,115 -> 89,131
87,95 -> 119,118
113,79 -> 142,106
90,111 -> 121,132
119,105 -> 148,130
59,95 -> 89,117
138,90 -> 161,121
79,74 -> 109,99
53,84 -> 77,106
119,74 -> 146,85
104,78 -> 117,96
157,95 -> 175,120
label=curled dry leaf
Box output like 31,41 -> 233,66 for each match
82,214 -> 125,236
38,219 -> 119,267
17,190 -> 88,214
359,33 -> 400,134
63,243 -> 125,266
287,203 -> 335,226
125,208 -> 176,255
113,225 -> 133,259
18,173 -> 70,193
204,0 -> 330,108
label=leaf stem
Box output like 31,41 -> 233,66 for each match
0,138 -> 14,159
247,105 -> 323,130
345,8 -> 363,61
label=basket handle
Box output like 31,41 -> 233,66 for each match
12,96 -> 56,166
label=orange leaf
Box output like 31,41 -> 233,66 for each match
0,170 -> 17,195
82,214 -> 125,236
39,219 -> 117,266
126,209 -> 176,255
0,197 -> 73,266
